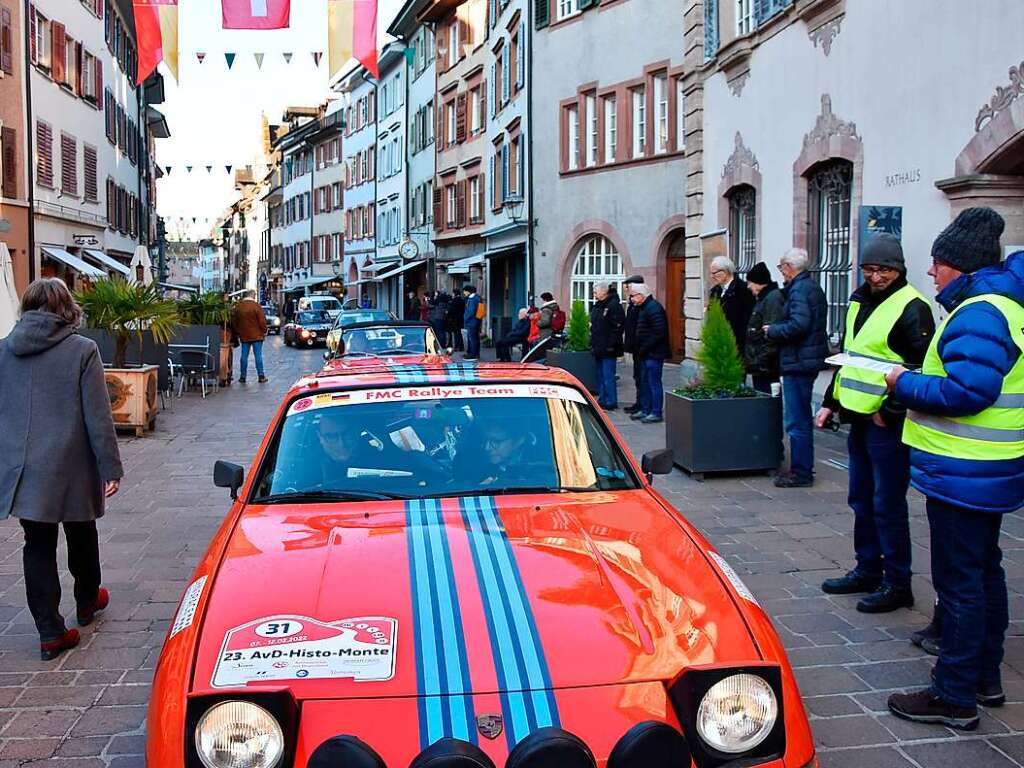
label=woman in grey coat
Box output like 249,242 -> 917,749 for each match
0,278 -> 123,660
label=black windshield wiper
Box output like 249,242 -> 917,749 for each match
255,489 -> 411,504
446,486 -> 598,498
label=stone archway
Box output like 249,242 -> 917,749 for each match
938,62 -> 1024,245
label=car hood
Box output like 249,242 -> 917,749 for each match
191,491 -> 760,699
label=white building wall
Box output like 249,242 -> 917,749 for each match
406,27 -> 436,266
376,58 -> 406,264
340,74 -> 378,279
104,0 -> 141,260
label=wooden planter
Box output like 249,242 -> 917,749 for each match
545,349 -> 598,394
219,329 -> 234,386
665,390 -> 783,478
105,364 -> 159,437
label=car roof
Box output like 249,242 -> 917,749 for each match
338,320 -> 430,331
288,361 -> 581,397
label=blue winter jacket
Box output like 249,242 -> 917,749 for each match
766,270 -> 830,375
463,293 -> 481,326
895,251 -> 1024,513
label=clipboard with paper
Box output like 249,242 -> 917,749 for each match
825,353 -> 916,375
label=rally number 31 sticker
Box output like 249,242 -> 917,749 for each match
212,615 -> 397,688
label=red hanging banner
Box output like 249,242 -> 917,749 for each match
133,0 -> 178,85
222,0 -> 291,30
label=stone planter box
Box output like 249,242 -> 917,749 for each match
105,364 -> 159,436
545,349 -> 598,394
665,390 -> 783,478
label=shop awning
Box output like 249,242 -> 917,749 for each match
159,281 -> 200,294
483,245 -> 523,260
83,249 -> 131,277
445,253 -> 485,275
287,275 -> 337,291
41,247 -> 105,279
374,260 -> 424,282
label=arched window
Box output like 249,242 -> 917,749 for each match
807,159 -> 853,343
570,235 -> 624,308
728,184 -> 757,276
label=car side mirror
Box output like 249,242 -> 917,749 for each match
641,449 -> 674,481
214,460 -> 244,500
323,351 -> 330,361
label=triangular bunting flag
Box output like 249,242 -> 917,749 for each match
186,165 -> 193,173
254,52 -> 265,69
206,166 -> 213,173
165,166 -> 172,175
196,52 -> 206,64
283,52 -> 293,64
225,52 -> 236,69
312,51 -> 323,67
192,217 -> 197,223
226,165 -> 233,174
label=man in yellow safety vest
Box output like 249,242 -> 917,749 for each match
885,207 -> 1024,731
816,234 -> 934,613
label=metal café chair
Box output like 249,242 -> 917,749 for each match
168,341 -> 218,398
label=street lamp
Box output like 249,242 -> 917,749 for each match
332,257 -> 343,278
503,193 -> 525,224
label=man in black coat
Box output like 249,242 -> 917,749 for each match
496,308 -> 531,362
764,248 -> 830,487
628,283 -> 670,423
590,283 -> 626,410
622,274 -> 645,413
446,289 -> 465,351
709,256 -> 756,353
743,262 -> 786,393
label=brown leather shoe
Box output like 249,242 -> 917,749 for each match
77,587 -> 110,627
40,629 -> 80,661
888,689 -> 979,730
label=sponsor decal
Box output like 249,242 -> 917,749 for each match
170,576 -> 207,639
211,615 -> 398,688
708,551 -> 760,607
287,384 -> 586,416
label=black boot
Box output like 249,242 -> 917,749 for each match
857,585 -> 914,613
930,665 -> 1005,707
821,570 -> 881,595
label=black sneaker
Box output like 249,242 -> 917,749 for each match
888,689 -> 979,730
237,377 -> 247,384
624,403 -> 641,414
930,666 -> 1005,707
857,585 -> 914,613
773,473 -> 813,488
258,376 -> 269,383
821,570 -> 882,595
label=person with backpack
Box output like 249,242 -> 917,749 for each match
462,285 -> 483,360
538,292 -> 565,341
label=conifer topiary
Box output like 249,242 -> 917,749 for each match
566,299 -> 590,352
696,298 -> 746,391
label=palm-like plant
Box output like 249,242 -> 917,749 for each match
76,278 -> 181,368
177,292 -> 232,327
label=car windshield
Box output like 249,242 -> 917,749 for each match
297,311 -> 331,325
340,326 -> 435,356
338,310 -> 392,328
252,384 -> 638,502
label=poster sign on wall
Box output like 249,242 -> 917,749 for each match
858,206 -> 903,269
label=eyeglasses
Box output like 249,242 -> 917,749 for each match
861,266 -> 897,276
710,269 -> 728,276
484,435 -> 513,450
319,431 -> 347,444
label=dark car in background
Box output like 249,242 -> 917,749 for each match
262,305 -> 282,335
283,310 -> 334,348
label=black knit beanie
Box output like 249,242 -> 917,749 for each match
745,262 -> 772,285
861,233 -> 906,273
931,207 -> 1005,273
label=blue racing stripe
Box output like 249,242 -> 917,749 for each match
406,500 -> 445,745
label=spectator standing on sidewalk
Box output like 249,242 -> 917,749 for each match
447,289 -> 465,351
428,290 -> 450,348
232,296 -> 269,384
590,282 -> 625,410
743,262 -> 786,394
462,285 -> 482,360
537,292 -> 563,341
816,234 -> 934,613
764,248 -> 830,487
629,283 -> 670,423
886,208 -> 1024,730
622,275 -> 645,413
0,279 -> 123,661
709,256 -> 755,354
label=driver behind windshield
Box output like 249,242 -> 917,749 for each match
315,415 -> 394,487
478,418 -> 536,486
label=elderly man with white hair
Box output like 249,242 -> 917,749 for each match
589,281 -> 625,410
627,282 -> 670,423
495,307 -> 532,362
762,248 -> 830,487
708,255 -> 755,353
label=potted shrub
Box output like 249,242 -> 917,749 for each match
665,299 -> 782,478
177,293 -> 233,384
76,278 -> 180,436
545,299 -> 598,394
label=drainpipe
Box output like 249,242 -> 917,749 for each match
23,0 -> 35,282
525,0 -> 535,306
309,133 -> 315,297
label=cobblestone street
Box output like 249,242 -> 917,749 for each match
1,339 -> 1023,767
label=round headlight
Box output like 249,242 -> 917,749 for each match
195,700 -> 284,768
695,674 -> 777,754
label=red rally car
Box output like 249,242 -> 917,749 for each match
146,361 -> 817,768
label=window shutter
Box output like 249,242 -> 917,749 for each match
535,0 -> 549,29
704,0 -> 718,61
501,48 -> 509,104
1,127 -> 16,198
477,171 -> 485,219
517,23 -> 525,88
456,93 -> 467,143
106,178 -> 115,225
579,0 -> 595,8
36,121 -> 52,187
29,6 -> 36,64
489,154 -> 496,209
433,185 -> 443,231
84,145 -> 98,202
455,180 -> 466,228
60,134 -> 75,195
436,27 -> 447,73
0,7 -> 13,75
490,63 -> 496,117
368,146 -> 374,178
52,22 -> 66,83
489,0 -> 497,27
501,143 -> 509,202
75,42 -> 83,95
95,60 -> 102,110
